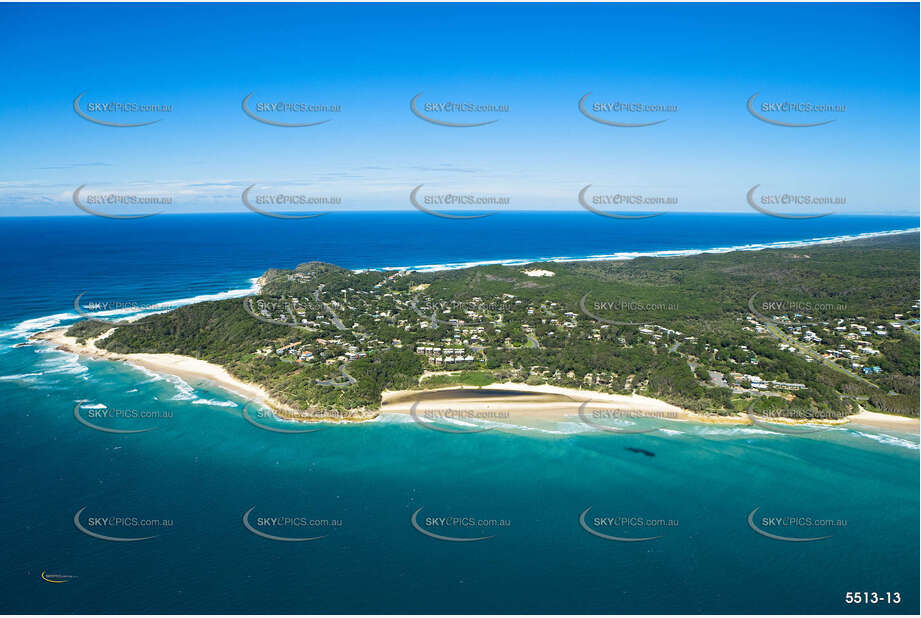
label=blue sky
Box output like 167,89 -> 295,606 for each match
0,2 -> 918,216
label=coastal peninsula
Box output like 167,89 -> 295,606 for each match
37,233 -> 920,432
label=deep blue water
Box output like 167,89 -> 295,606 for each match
0,212 -> 917,323
0,213 -> 918,613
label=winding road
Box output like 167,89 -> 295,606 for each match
316,364 -> 356,387
314,285 -> 346,331
312,285 -> 357,387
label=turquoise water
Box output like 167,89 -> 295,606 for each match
1,341 -> 917,613
0,214 -> 918,613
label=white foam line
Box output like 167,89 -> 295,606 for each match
854,431 -> 920,451
354,227 -> 919,273
0,372 -> 44,381
191,398 -> 239,408
1,278 -> 263,342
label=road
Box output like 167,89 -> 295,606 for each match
762,321 -> 878,388
314,285 -> 346,331
708,370 -> 729,388
311,285 -> 357,387
408,297 -> 437,326
895,319 -> 920,337
316,364 -> 356,387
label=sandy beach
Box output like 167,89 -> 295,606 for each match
381,382 -> 920,433
381,382 -> 697,428
31,327 -> 920,434
846,409 -> 920,432
31,327 -> 303,418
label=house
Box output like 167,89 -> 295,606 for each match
769,380 -> 806,391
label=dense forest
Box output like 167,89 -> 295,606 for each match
66,233 -> 919,418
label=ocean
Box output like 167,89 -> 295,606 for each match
0,212 -> 918,613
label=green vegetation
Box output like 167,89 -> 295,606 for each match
65,233 -> 920,418
421,371 -> 497,388
67,319 -> 113,344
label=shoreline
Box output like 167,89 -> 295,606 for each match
31,327 -> 919,434
846,409 -> 921,432
353,227 -> 919,273
30,327 -> 375,424
382,382 -> 920,433
7,228 -> 916,339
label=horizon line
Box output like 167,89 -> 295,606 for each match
1,210 -> 918,219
